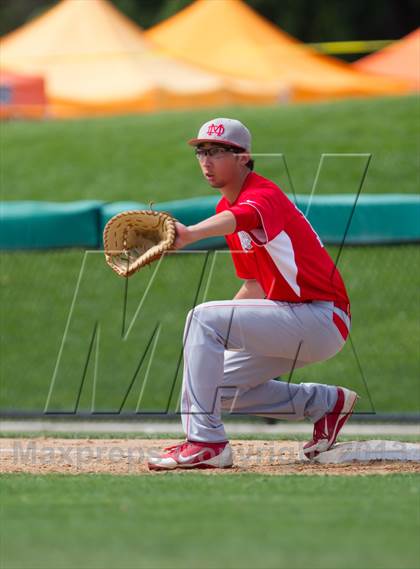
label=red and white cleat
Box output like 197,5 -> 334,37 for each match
303,387 -> 359,459
148,440 -> 233,471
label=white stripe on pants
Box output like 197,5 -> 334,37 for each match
180,299 -> 348,442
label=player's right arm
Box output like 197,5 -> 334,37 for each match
234,279 -> 265,300
173,211 -> 236,249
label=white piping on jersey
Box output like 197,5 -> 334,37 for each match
264,231 -> 301,297
240,200 -> 300,296
237,200 -> 268,246
237,199 -> 301,297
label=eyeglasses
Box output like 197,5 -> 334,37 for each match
194,146 -> 239,161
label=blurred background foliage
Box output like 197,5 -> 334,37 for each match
1,0 -> 418,44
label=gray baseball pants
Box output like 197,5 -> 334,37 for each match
180,299 -> 350,443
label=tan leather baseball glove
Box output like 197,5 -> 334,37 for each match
103,209 -> 177,277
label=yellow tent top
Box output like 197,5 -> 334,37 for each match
354,29 -> 419,90
0,0 -> 285,117
147,0 -> 411,101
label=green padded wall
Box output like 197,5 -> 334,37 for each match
1,194 -> 418,250
0,201 -> 103,250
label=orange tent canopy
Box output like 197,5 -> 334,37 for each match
353,29 -> 419,90
0,0 -> 285,118
146,0 -> 411,101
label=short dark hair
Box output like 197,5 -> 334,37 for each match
245,158 -> 255,171
228,145 -> 254,171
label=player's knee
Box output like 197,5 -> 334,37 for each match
183,309 -> 194,342
183,305 -> 210,344
187,303 -> 215,326
183,303 -> 225,349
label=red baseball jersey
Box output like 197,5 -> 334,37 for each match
216,171 -> 351,314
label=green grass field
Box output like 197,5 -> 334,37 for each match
1,473 -> 419,569
1,95 -> 418,202
1,244 -> 418,412
1,95 -> 419,413
1,96 -> 419,569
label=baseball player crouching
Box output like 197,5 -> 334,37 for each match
148,118 -> 358,471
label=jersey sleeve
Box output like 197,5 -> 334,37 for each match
229,203 -> 261,232
230,188 -> 284,242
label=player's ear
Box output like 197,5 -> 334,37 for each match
238,151 -> 251,167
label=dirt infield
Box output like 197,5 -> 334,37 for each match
1,438 -> 419,476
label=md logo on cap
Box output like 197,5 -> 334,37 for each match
207,123 -> 225,137
188,117 -> 251,152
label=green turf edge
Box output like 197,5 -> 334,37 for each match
1,431 -> 419,442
